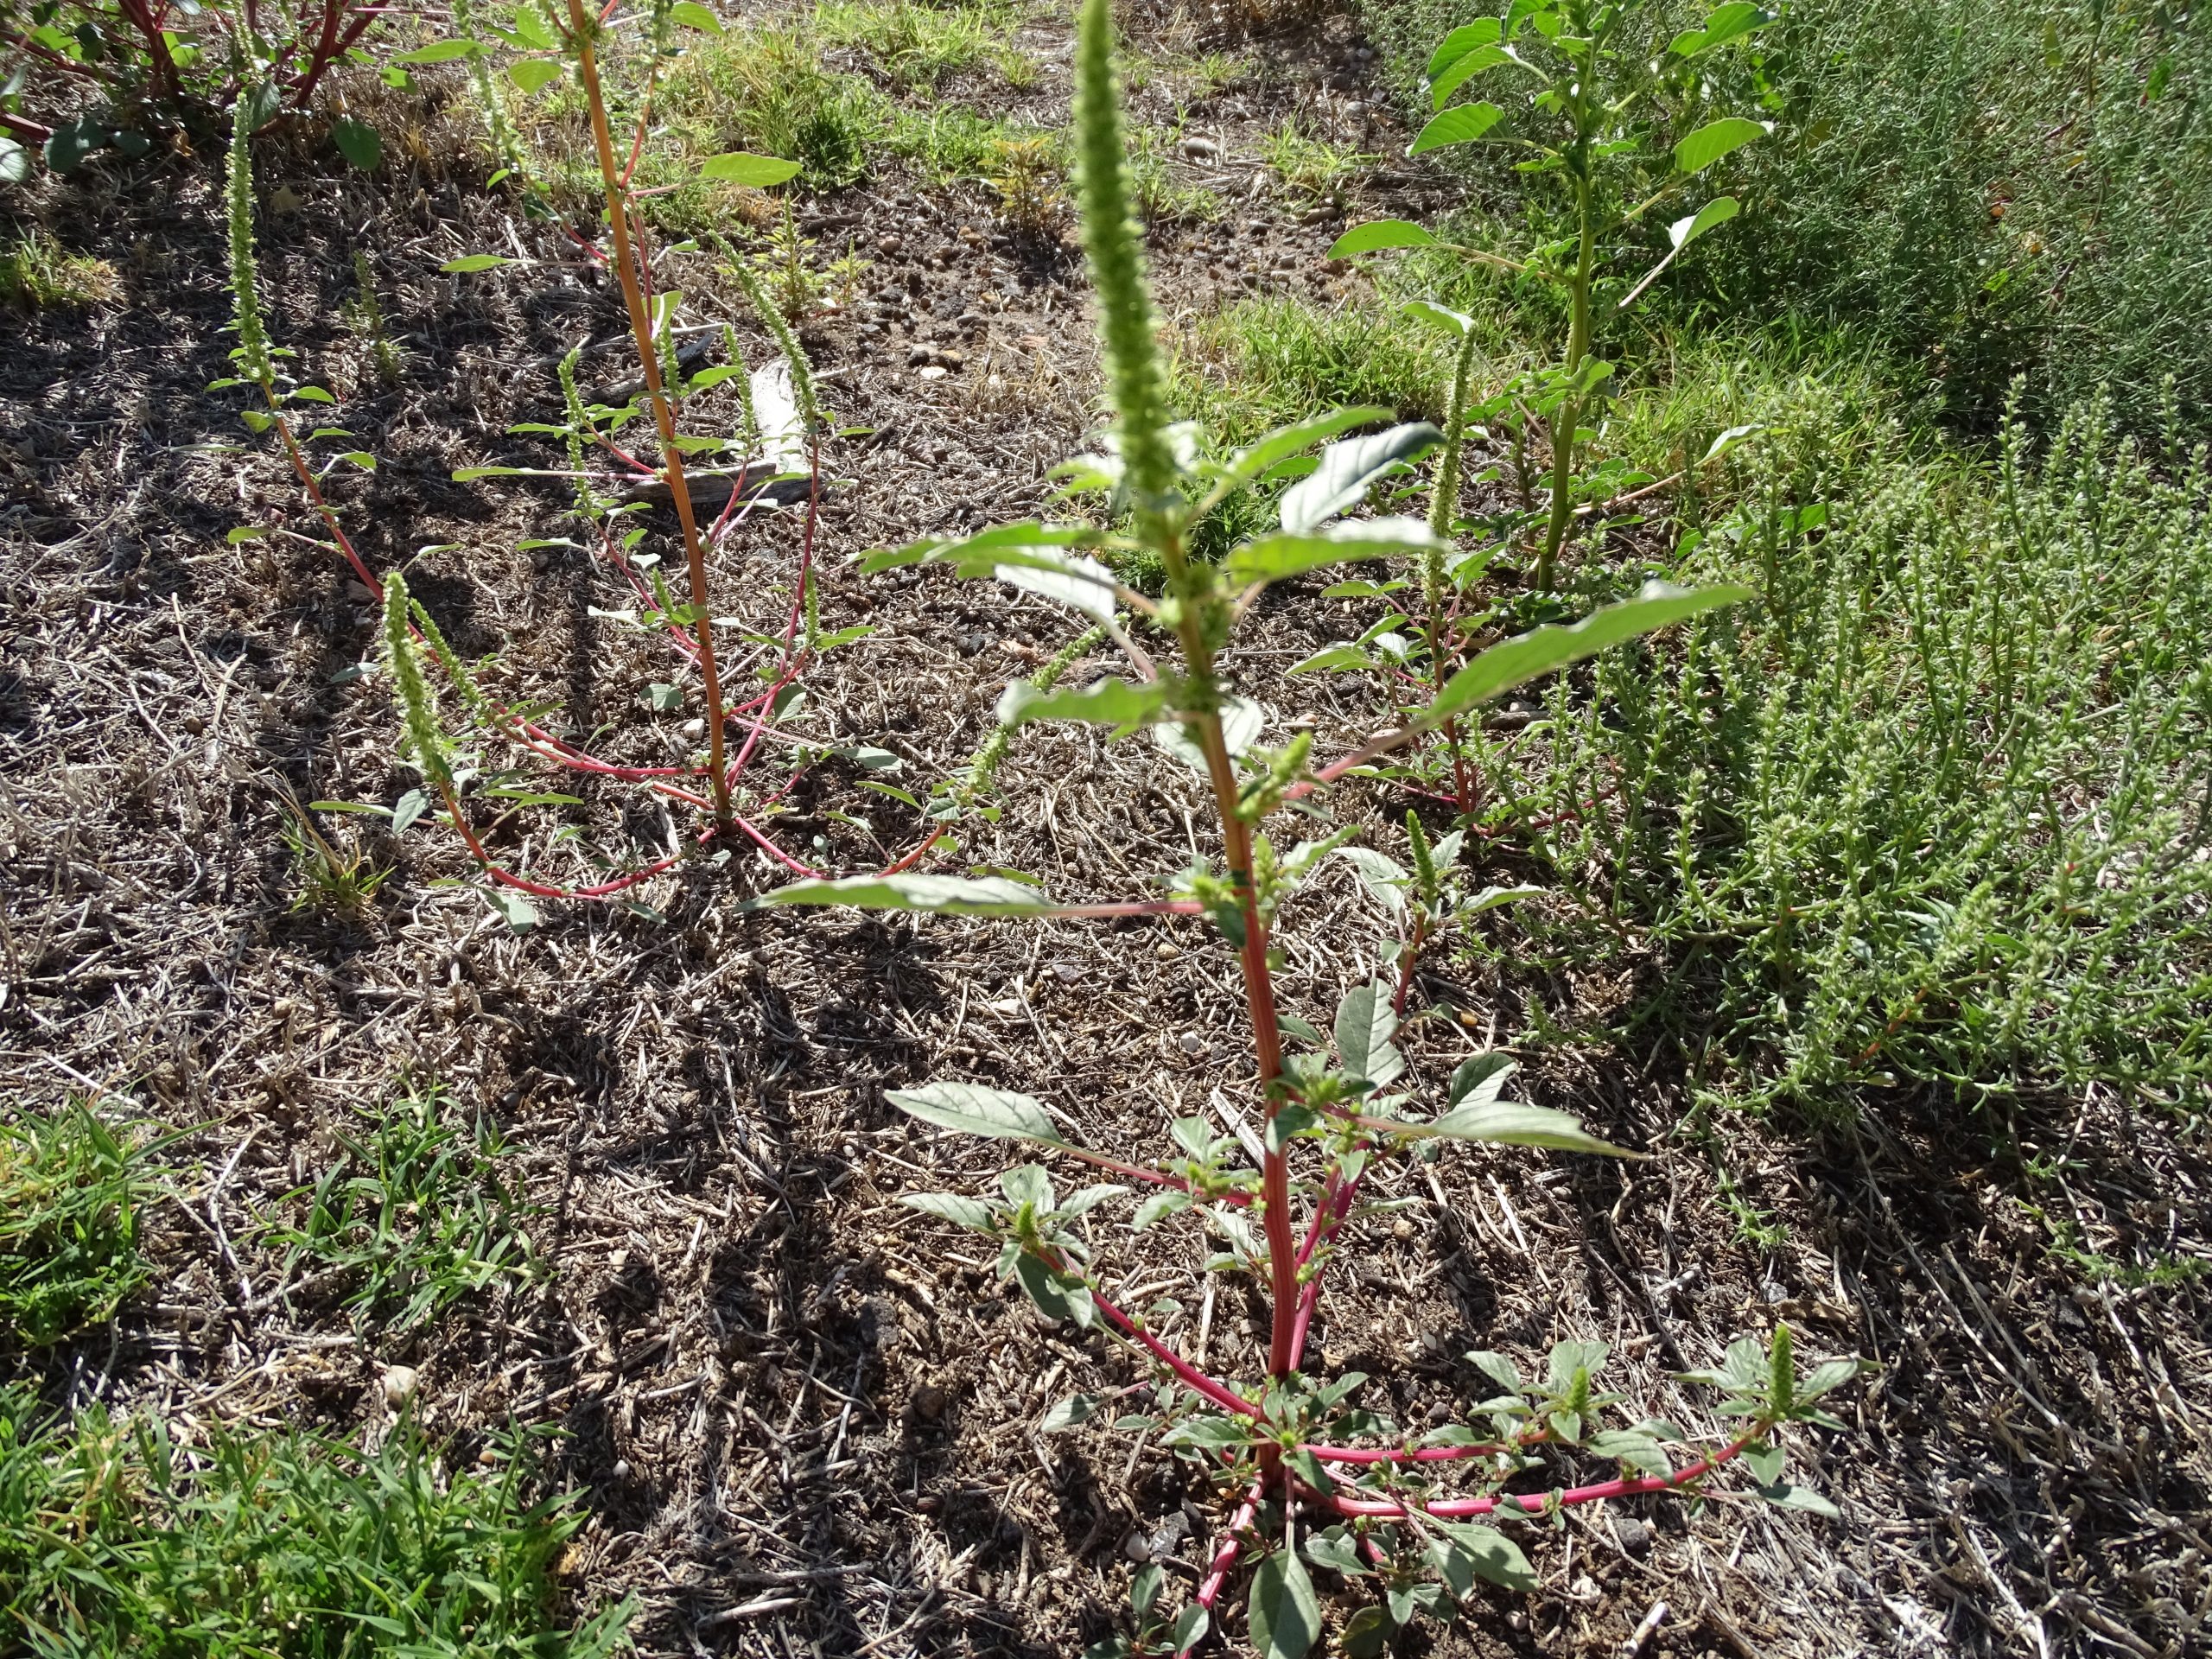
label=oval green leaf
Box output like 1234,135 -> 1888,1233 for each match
1669,194 -> 1740,249
1326,219 -> 1437,259
699,150 -> 803,187
509,58 -> 563,96
1410,101 -> 1505,156
1674,116 -> 1766,175
888,1081 -> 1069,1145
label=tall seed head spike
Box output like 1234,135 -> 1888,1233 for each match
1071,0 -> 1176,522
382,572 -> 453,789
225,92 -> 275,392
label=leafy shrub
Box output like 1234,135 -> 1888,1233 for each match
0,1107 -> 156,1350
0,1389 -> 630,1657
1510,391 -> 2212,1112
3,0 -> 388,176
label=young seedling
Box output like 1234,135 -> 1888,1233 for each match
1334,0 -> 1777,592
753,2 -> 1851,1650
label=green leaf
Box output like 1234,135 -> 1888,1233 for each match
1430,43 -> 1515,108
440,254 -> 514,273
1446,1053 -> 1516,1110
1427,581 -> 1750,724
391,788 -> 430,835
1410,101 -> 1506,156
1426,16 -> 1501,79
1343,1605 -> 1395,1659
699,150 -> 802,187
1132,1189 -> 1192,1230
1465,1350 -> 1522,1395
508,58 -> 563,95
1041,1393 -> 1100,1432
669,0 -> 722,30
1326,219 -> 1437,259
998,676 -> 1167,736
992,548 -> 1122,624
1462,882 -> 1544,915
1669,194 -> 1740,250
1671,2 -> 1770,55
1218,406 -> 1395,493
483,887 -> 539,932
1287,643 -> 1376,675
1227,517 -> 1443,588
0,138 -> 29,186
1334,980 -> 1405,1089
1161,1414 -> 1254,1449
1431,1522 -> 1536,1591
331,115 -> 381,169
646,682 -> 683,712
1587,1429 -> 1671,1478
1402,298 -> 1476,337
1156,695 -> 1265,777
1281,423 -> 1442,533
1798,1357 -> 1863,1400
394,38 -> 478,62
746,873 -> 1061,916
1338,846 -> 1410,917
889,1081 -> 1068,1147
1304,1525 -> 1369,1576
1674,117 -> 1767,175
1413,1099 -> 1642,1157
1171,1605 -> 1210,1652
1249,1548 -> 1324,1659
901,1192 -> 999,1232
1013,1253 -> 1094,1326
1756,1481 -> 1841,1518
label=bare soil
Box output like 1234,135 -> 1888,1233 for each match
3,5 -> 2208,1657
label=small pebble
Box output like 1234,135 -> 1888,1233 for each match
613,1459 -> 632,1480
913,1386 -> 949,1421
918,365 -> 950,381
680,718 -> 705,738
1155,941 -> 1179,961
1178,1032 -> 1205,1056
381,1365 -> 419,1408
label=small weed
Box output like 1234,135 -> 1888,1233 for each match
986,131 -> 1068,238
258,1084 -> 540,1332
817,0 -> 1016,92
1127,124 -> 1220,223
1260,121 -> 1375,205
0,1106 -> 156,1349
276,784 -> 391,917
0,230 -> 119,309
881,104 -> 1022,183
0,1390 -> 632,1656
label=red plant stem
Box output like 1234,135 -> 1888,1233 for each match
1314,1433 -> 1761,1521
1297,1440 -> 1511,1465
1390,914 -> 1427,1018
1065,1268 -> 1259,1419
1286,1151 -> 1366,1370
1185,1476 -> 1266,1649
567,0 -> 734,829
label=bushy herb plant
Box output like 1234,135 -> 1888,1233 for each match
747,2 -> 1858,1649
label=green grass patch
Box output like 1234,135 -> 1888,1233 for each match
815,0 -> 1022,91
0,1389 -> 629,1657
1497,390 -> 2212,1116
256,1084 -> 541,1333
1175,293 -> 1454,444
0,1107 -> 159,1350
0,230 -> 118,309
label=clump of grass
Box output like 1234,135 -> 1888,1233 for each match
257,1084 -> 540,1332
654,20 -> 880,192
276,784 -> 391,917
0,229 -> 119,310
0,1389 -> 632,1657
817,0 -> 1017,91
0,1107 -> 155,1349
1259,121 -> 1375,205
1176,293 -> 1450,443
1510,388 -> 2212,1116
